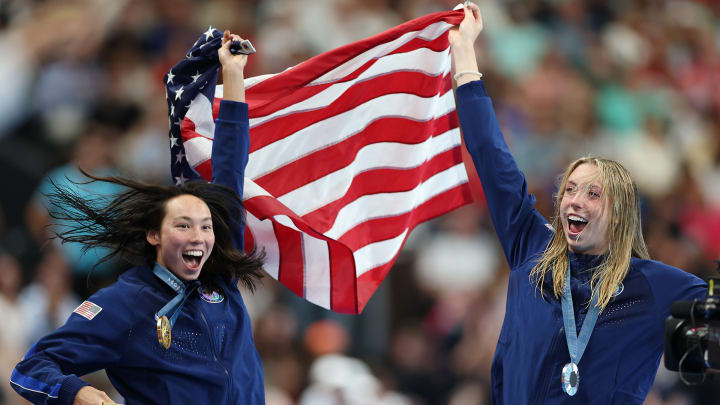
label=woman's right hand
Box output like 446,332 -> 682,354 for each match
73,386 -> 114,405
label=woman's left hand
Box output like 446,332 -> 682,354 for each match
218,31 -> 248,71
218,30 -> 248,102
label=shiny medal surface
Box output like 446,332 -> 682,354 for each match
156,315 -> 172,349
561,362 -> 579,396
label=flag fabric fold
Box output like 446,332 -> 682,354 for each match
165,10 -> 472,314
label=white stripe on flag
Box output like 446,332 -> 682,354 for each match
311,21 -> 453,85
302,234 -> 331,309
354,229 -> 409,276
249,47 -> 451,128
184,136 -> 213,168
246,212 -> 280,279
325,163 -> 469,240
185,93 -> 215,138
277,127 -> 462,216
247,91 -> 456,180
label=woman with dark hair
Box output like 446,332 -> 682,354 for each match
450,2 -> 705,404
10,31 -> 267,405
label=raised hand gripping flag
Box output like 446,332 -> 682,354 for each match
165,10 -> 471,314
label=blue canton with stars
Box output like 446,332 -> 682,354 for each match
165,26 -> 224,186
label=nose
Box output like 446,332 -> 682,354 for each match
189,226 -> 203,243
568,190 -> 586,208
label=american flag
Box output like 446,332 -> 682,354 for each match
165,10 -> 472,314
73,301 -> 103,320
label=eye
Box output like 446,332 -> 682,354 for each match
202,224 -> 213,231
588,189 -> 601,199
177,223 -> 190,229
565,185 -> 576,194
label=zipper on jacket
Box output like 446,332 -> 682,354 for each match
535,326 -> 565,405
199,307 -> 232,404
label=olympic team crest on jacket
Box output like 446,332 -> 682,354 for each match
199,285 -> 224,303
612,282 -> 624,298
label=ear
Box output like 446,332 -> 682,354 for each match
146,229 -> 160,246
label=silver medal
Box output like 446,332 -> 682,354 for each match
561,362 -> 579,396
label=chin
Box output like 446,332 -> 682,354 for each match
182,268 -> 202,280
566,238 -> 589,254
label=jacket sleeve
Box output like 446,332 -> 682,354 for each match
9,286 -> 136,405
211,100 -> 250,251
455,81 -> 552,269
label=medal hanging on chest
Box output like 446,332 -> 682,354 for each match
156,315 -> 172,349
152,263 -> 199,349
559,262 -> 601,396
561,362 -> 579,396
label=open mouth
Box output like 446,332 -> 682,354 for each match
182,250 -> 204,269
567,214 -> 588,234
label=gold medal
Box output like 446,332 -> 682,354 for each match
156,315 -> 172,349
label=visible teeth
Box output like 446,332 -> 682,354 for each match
184,250 -> 203,257
568,215 -> 587,223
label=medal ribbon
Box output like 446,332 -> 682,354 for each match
153,263 -> 200,328
561,261 -> 601,366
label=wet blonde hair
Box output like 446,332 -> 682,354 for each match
529,157 -> 650,310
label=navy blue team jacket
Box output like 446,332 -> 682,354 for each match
455,81 -> 707,404
10,101 -> 265,404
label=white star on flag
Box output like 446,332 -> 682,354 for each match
203,26 -> 215,40
174,173 -> 187,186
175,150 -> 185,164
166,69 -> 175,85
175,86 -> 184,100
170,135 -> 178,148
191,71 -> 202,83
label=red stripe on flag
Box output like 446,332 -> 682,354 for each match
339,183 -> 473,251
354,184 -> 472,311
274,222 -> 304,297
249,72 -> 452,153
246,11 -> 463,99
327,242 -> 358,314
194,159 -> 212,180
254,109 -> 458,197
246,35 -> 452,118
243,225 -> 255,253
303,147 -> 464,234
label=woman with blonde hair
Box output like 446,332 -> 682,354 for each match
450,3 -> 705,404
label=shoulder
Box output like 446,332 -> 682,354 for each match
75,267 -> 156,324
631,258 -> 704,285
630,258 -> 706,302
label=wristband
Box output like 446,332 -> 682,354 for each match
453,71 -> 483,81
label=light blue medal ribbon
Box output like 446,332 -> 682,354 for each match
152,263 -> 200,328
560,261 -> 601,396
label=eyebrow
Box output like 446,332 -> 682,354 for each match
174,216 -> 212,222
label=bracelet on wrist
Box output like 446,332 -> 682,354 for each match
453,71 -> 483,81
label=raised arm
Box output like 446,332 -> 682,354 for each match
450,3 -> 552,268
211,31 -> 250,250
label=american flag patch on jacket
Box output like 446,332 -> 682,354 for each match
73,301 -> 103,320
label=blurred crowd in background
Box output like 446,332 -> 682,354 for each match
0,0 -> 718,404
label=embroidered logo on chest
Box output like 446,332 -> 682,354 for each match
199,286 -> 224,303
612,282 -> 624,298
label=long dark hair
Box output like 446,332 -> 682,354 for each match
46,172 -> 264,291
